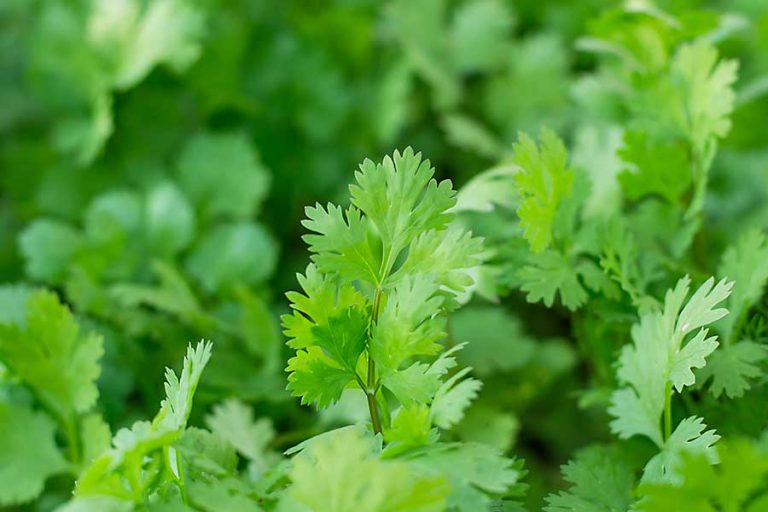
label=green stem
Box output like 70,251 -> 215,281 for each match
366,288 -> 384,435
65,415 -> 81,468
663,381 -> 672,442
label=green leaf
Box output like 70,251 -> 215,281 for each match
350,147 -> 456,258
302,203 -> 380,284
156,341 -> 213,432
388,227 -> 485,297
643,416 -> 719,484
284,427 -> 449,512
698,340 -> 767,399
0,404 -> 68,505
430,368 -> 482,430
450,0 -> 513,73
411,442 -> 524,511
384,404 -> 436,455
512,129 -> 574,253
382,362 -> 440,406
286,346 -> 354,409
0,291 -> 103,419
206,399 -> 275,462
618,130 -> 691,204
19,220 -> 83,284
451,306 -> 536,375
282,264 -> 367,350
177,131 -> 270,221
637,439 -> 768,511
370,275 -> 445,377
518,250 -> 587,310
609,276 -> 732,447
185,222 -> 277,292
544,446 -> 635,512
89,0 -> 205,89
669,43 -> 738,150
144,181 -> 195,257
717,229 -> 768,340
72,341 -> 212,501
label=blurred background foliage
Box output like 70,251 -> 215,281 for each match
1,0 -> 768,508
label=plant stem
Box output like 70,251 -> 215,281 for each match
366,287 -> 384,435
663,381 -> 672,441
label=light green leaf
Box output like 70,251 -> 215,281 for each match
206,399 -> 274,462
0,291 -> 103,419
512,129 -> 573,253
286,347 -> 354,409
430,368 -> 482,430
19,220 -> 83,284
717,229 -> 768,339
643,417 -> 719,484
350,147 -> 456,257
609,276 -> 732,447
285,428 -> 448,512
302,204 -> 379,284
518,250 -> 587,310
185,222 -> 277,292
0,404 -> 68,505
144,181 -> 195,257
177,131 -> 270,220
544,446 -> 635,512
698,341 -> 766,399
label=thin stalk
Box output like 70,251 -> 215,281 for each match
663,381 -> 672,442
366,288 -> 384,434
65,415 -> 81,468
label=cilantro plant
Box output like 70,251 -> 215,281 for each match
3,0 -> 768,510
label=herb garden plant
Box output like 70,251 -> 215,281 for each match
3,0 -> 768,511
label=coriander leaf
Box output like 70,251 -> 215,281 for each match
0,404 -> 68,505
282,264 -> 367,350
370,275 -> 445,377
430,368 -> 482,430
206,399 -> 275,462
411,442 -> 525,511
450,0 -> 513,74
618,130 -> 691,204
156,341 -> 212,432
284,428 -> 449,512
0,291 -> 103,419
669,328 -> 719,392
19,220 -> 83,284
144,181 -> 195,257
382,362 -> 440,406
73,341 -> 212,501
518,250 -> 587,310
176,132 -> 271,221
286,346 -> 354,409
512,129 -> 573,253
302,203 -> 379,284
698,340 -> 766,399
717,229 -> 768,340
389,227 -> 485,297
185,221 -> 277,293
544,446 -> 635,512
451,306 -> 536,375
350,147 -> 456,260
384,404 -> 436,455
669,43 -> 738,150
643,416 -> 719,484
609,276 -> 732,447
637,439 -> 768,511
0,284 -> 34,326
312,309 -> 368,375
89,0 -> 204,89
